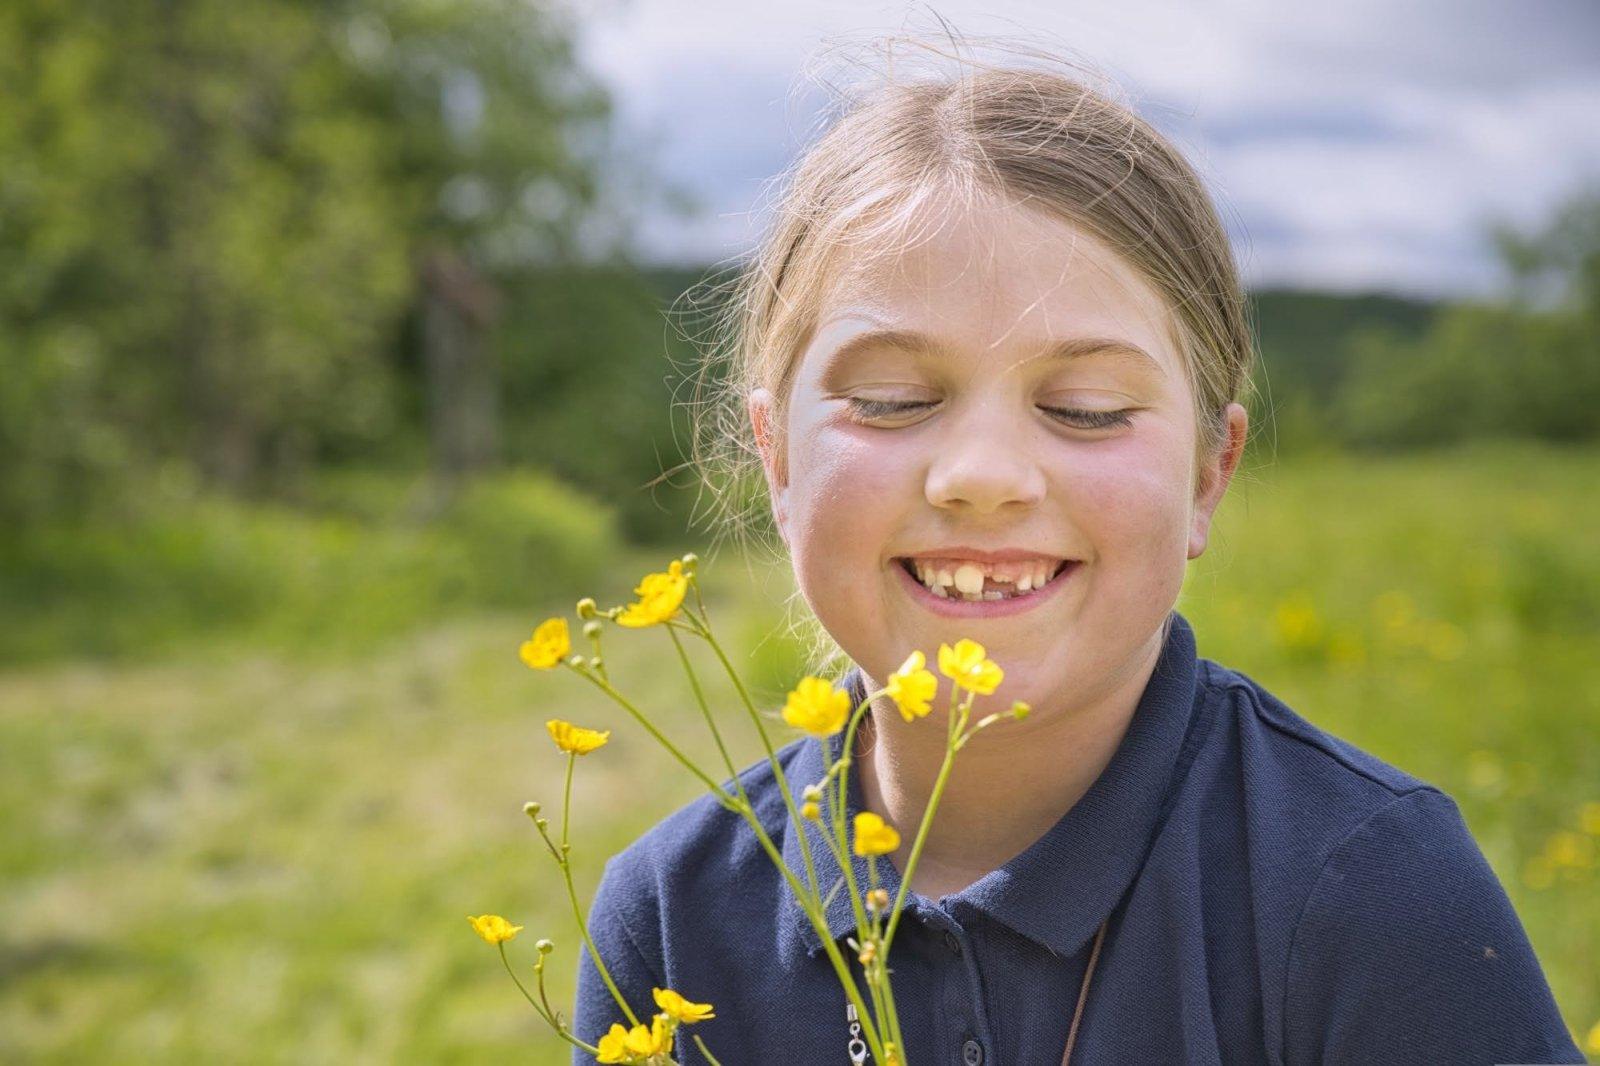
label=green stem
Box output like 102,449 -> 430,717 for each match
692,1033 -> 724,1065
568,663 -> 740,813
666,624 -> 746,799
677,596 -> 825,921
553,751 -> 641,1030
881,688 -> 972,957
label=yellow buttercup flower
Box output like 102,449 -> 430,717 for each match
653,986 -> 715,1023
885,649 -> 938,722
938,638 -> 1003,695
595,1014 -> 674,1064
615,560 -> 688,627
519,617 -> 571,670
545,718 -> 611,755
466,914 -> 523,945
782,676 -> 851,738
595,1024 -> 633,1064
854,811 -> 901,857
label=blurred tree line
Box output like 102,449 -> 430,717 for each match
1,0 -> 1596,548
0,0 -> 699,541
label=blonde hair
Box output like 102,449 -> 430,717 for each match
671,32 -> 1257,672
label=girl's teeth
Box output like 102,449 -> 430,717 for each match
904,557 -> 1068,601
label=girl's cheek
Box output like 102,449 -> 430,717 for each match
1063,436 -> 1193,544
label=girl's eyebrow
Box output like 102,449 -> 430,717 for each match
819,327 -> 1166,379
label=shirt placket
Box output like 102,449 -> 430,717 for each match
917,904 -> 998,1066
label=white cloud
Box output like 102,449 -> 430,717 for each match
572,0 -> 1600,294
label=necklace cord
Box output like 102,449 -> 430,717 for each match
1061,915 -> 1108,1066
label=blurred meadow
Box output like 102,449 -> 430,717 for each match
1,2 -> 1597,1063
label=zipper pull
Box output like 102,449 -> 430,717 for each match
846,1002 -> 870,1064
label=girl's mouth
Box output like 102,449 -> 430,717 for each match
890,556 -> 1079,618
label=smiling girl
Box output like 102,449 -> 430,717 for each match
571,39 -> 1582,1066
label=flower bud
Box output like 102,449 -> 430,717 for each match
587,657 -> 603,670
576,597 -> 598,619
1010,700 -> 1031,721
865,888 -> 890,913
536,938 -> 555,954
523,801 -> 542,818
566,654 -> 585,668
857,942 -> 877,965
583,620 -> 603,640
801,784 -> 823,803
800,801 -> 821,821
680,552 -> 699,574
535,817 -> 548,829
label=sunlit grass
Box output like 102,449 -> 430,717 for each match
1,441 -> 1595,1060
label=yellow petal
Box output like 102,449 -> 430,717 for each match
615,560 -> 688,627
466,913 -> 523,945
781,676 -> 851,738
653,986 -> 716,1023
853,811 -> 901,857
519,617 -> 571,670
545,718 -> 611,755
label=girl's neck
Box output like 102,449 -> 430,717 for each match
853,628 -> 1166,900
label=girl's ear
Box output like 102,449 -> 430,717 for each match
1188,403 -> 1248,560
747,388 -> 789,544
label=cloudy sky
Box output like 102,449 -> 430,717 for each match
572,0 -> 1600,297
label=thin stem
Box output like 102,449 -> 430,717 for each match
881,688 -> 973,957
501,942 -> 607,1060
568,663 -> 740,812
666,624 -> 745,795
563,753 -> 574,848
498,942 -> 555,1027
692,1033 -> 724,1065
676,596 -> 825,925
550,752 -> 641,1030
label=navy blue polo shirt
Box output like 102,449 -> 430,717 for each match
572,609 -> 1581,1064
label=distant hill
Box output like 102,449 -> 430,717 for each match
1248,289 -> 1439,400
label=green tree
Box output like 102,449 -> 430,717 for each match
1335,188 -> 1600,448
0,0 -> 613,519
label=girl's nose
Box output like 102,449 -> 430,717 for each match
923,406 -> 1048,515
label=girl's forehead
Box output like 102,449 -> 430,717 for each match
812,196 -> 1181,375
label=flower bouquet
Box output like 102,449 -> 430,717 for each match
469,553 -> 1029,1065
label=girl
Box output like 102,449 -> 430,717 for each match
571,39 -> 1583,1066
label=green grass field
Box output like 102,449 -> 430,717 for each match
2,442 -> 1596,1062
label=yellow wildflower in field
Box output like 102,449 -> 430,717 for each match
854,811 -> 900,857
782,676 -> 851,738
653,986 -> 715,1023
886,650 -> 938,721
466,914 -> 523,944
519,618 -> 571,670
615,559 -> 689,627
596,1014 -> 674,1063
801,800 -> 821,820
546,718 -> 611,755
937,638 -> 1003,696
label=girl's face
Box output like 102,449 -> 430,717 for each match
749,192 -> 1246,717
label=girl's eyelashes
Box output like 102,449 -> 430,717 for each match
842,396 -> 1134,430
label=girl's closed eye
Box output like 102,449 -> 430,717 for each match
842,395 -> 1135,430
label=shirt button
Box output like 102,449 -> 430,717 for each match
962,1038 -> 984,1065
943,931 -> 963,956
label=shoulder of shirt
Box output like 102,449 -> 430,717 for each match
594,734 -> 806,915
1196,654 -> 1441,802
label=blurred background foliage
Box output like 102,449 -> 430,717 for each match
0,1 -> 1596,1061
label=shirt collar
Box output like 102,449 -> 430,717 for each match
778,608 -> 1202,960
